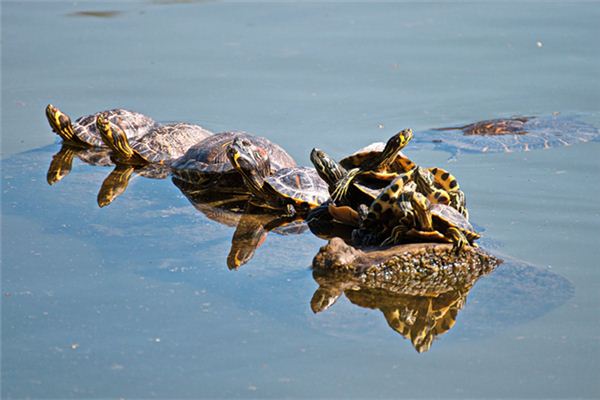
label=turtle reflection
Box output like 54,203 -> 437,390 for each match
173,177 -> 307,269
46,144 -> 172,207
311,238 -> 500,353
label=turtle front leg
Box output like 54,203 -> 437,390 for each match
382,224 -> 410,246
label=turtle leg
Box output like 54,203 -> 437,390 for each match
382,224 -> 411,246
97,165 -> 136,207
332,168 -> 360,202
446,227 -> 468,254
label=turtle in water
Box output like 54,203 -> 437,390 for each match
310,238 -> 573,353
226,137 -> 329,213
96,113 -> 212,165
45,104 -> 157,147
385,191 -> 480,251
332,129 -> 414,202
417,115 -> 600,154
171,131 -> 297,191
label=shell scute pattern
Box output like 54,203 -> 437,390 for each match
131,123 -> 213,163
266,167 -> 329,207
75,109 -> 157,147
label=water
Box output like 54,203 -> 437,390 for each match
2,1 -> 599,398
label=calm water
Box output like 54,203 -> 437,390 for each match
2,1 -> 599,398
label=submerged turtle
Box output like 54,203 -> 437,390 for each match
419,115 -> 600,154
96,113 -> 212,165
226,137 -> 329,213
45,104 -> 157,147
171,131 -> 296,190
332,129 -> 414,202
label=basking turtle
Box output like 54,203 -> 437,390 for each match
226,137 -> 329,213
419,115 -> 600,154
413,166 -> 468,219
332,129 -> 414,202
96,113 -> 212,165
387,191 -> 480,251
45,104 -> 157,147
171,131 -> 296,190
310,148 -> 385,211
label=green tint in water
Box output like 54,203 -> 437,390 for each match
2,1 -> 600,398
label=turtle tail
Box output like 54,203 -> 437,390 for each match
96,113 -> 136,161
45,104 -> 80,143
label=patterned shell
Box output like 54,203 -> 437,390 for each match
340,142 -> 412,172
265,167 -> 329,207
131,123 -> 213,163
74,109 -> 157,147
171,131 -> 297,183
430,203 -> 476,234
417,115 -> 600,154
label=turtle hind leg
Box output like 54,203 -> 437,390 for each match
446,227 -> 468,254
45,104 -> 80,144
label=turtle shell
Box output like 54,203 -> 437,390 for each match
130,123 -> 213,163
421,115 -> 600,154
264,167 -> 329,210
340,142 -> 415,173
430,203 -> 479,241
73,109 -> 157,147
171,131 -> 296,186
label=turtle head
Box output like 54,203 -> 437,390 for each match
226,137 -> 271,197
310,148 -> 346,189
409,191 -> 433,230
378,128 -> 413,167
96,114 -> 135,159
45,104 -> 76,142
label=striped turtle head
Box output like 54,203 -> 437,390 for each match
310,148 -> 346,189
45,104 -> 76,142
376,128 -> 413,168
96,113 -> 135,159
226,137 -> 271,197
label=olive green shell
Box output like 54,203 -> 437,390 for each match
171,131 -> 297,185
130,123 -> 213,163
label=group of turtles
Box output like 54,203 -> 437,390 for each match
45,104 -> 599,256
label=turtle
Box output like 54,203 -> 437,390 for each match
310,148 -> 387,211
45,104 -> 157,147
96,113 -> 213,165
170,131 -> 297,191
416,114 -> 600,154
386,191 -> 480,252
413,166 -> 468,219
332,128 -> 414,202
226,137 -> 329,213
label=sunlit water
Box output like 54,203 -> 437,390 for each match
2,1 -> 599,398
